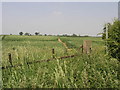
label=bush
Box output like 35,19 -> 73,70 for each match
35,32 -> 39,35
19,32 -> 23,35
24,32 -> 30,36
106,19 -> 120,61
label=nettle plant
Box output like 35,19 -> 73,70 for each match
104,19 -> 120,61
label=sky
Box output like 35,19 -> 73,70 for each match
0,2 -> 2,35
2,2 -> 118,36
118,2 -> 120,20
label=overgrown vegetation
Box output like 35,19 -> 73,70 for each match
2,35 -> 119,88
102,19 -> 120,61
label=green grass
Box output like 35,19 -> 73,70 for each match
60,36 -> 105,48
2,35 -> 119,88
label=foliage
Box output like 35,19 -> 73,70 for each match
2,35 -> 119,88
19,32 -> 23,35
106,19 -> 120,61
35,32 -> 39,35
72,34 -> 77,37
1,35 -> 6,40
24,32 -> 30,36
44,34 -> 47,36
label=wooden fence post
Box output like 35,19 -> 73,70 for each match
81,45 -> 83,53
52,48 -> 55,58
8,53 -> 13,66
83,40 -> 92,54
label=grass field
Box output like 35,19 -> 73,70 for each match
1,35 -> 119,88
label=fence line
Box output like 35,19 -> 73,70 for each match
1,54 -> 77,70
1,39 -> 92,70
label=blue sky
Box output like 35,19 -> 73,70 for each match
2,2 -> 118,36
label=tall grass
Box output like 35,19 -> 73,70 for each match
0,36 -> 2,89
2,35 -> 119,88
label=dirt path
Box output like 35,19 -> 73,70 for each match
58,38 -> 72,51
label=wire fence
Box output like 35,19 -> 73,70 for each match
1,54 -> 77,70
1,38 -> 92,70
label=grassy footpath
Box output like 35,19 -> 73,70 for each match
1,35 -> 119,88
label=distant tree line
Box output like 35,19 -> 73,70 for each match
18,32 -> 84,37
7,32 -> 91,37
19,32 -> 42,36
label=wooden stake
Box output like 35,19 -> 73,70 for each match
52,48 -> 55,58
81,45 -> 83,53
83,40 -> 92,54
8,53 -> 13,66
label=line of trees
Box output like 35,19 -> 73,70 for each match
19,32 -> 42,36
18,32 -> 82,37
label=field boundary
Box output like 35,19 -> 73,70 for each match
1,54 -> 78,70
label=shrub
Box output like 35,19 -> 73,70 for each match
24,32 -> 30,36
106,19 -> 120,61
19,32 -> 23,35
35,32 -> 39,35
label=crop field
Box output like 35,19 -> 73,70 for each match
1,35 -> 119,88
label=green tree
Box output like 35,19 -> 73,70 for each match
72,33 -> 77,37
44,34 -> 47,36
24,32 -> 30,36
105,19 -> 120,61
19,32 -> 23,35
35,32 -> 39,35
